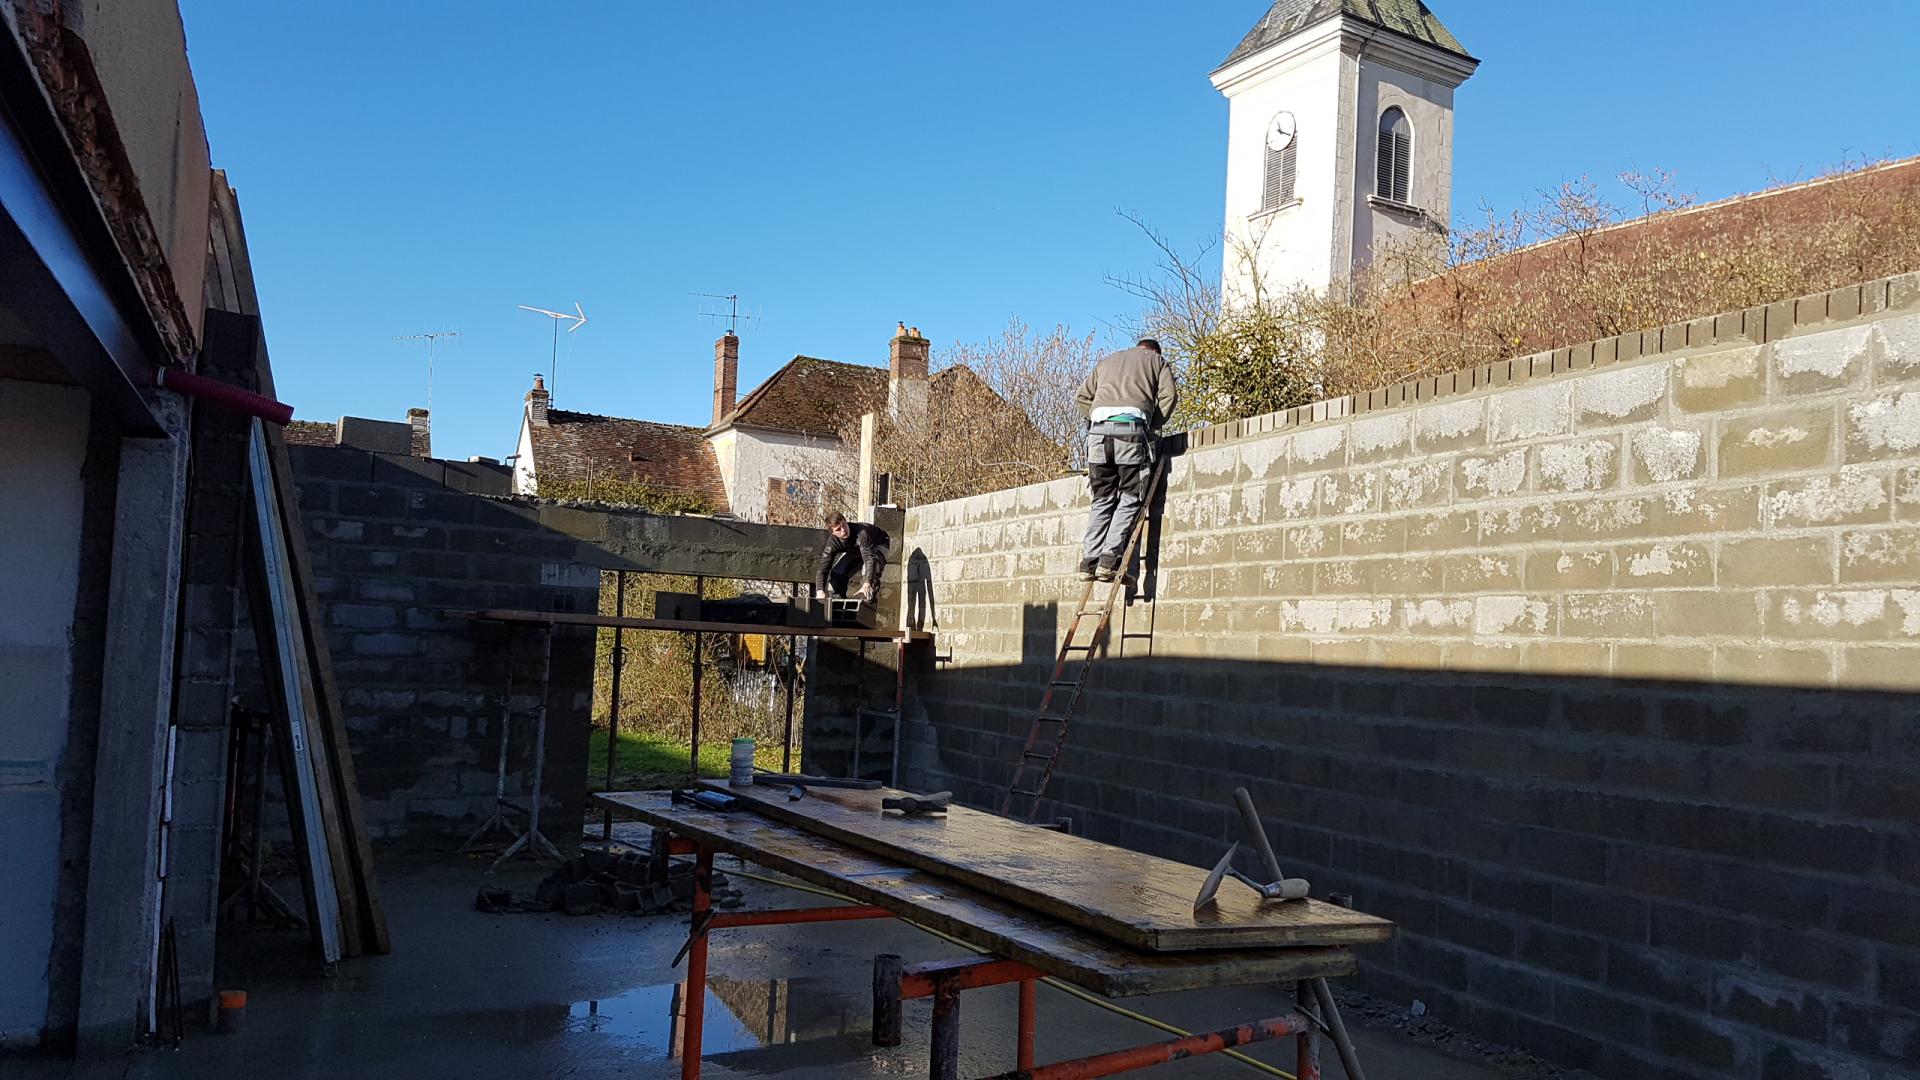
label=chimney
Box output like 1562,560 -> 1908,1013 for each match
888,323 -> 930,428
407,407 -> 431,457
713,332 -> 739,426
889,322 -> 930,381
526,373 -> 550,428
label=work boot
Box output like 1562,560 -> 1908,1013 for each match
1077,558 -> 1097,581
1094,554 -> 1119,582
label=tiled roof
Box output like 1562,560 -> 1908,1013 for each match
721,356 -> 889,437
1221,0 -> 1470,68
284,419 -> 334,447
529,410 -> 729,510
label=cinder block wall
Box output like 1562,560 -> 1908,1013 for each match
282,447 -> 600,841
900,275 -> 1920,1080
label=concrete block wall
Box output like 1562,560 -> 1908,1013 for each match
899,274 -> 1920,1080
277,445 -> 825,839
283,446 -> 600,841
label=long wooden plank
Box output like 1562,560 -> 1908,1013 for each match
595,792 -> 1355,997
242,421 -> 345,963
703,780 -> 1393,952
448,608 -> 931,642
262,420 -> 390,954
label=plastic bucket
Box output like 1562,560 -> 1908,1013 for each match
730,738 -> 755,787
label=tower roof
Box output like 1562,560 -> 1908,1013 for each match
1220,0 -> 1472,69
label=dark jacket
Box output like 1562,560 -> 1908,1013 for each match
1075,346 -> 1179,428
817,521 -> 890,591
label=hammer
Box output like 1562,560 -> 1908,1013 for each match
881,790 -> 951,815
1193,788 -> 1311,912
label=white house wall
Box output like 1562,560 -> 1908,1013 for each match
0,380 -> 91,1045
727,428 -> 850,523
512,415 -> 536,495
708,428 -> 738,511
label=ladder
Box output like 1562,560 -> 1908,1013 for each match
1002,458 -> 1167,821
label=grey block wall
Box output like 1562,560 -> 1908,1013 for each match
898,276 -> 1920,1080
283,447 -> 601,840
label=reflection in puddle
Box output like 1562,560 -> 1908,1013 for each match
566,977 -> 855,1057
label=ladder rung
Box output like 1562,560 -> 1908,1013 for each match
1062,643 -> 1094,652
1022,750 -> 1054,761
1009,787 -> 1042,798
1048,679 -> 1079,687
1035,714 -> 1068,723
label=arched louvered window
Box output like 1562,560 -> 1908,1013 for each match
1262,137 -> 1297,211
1376,107 -> 1411,204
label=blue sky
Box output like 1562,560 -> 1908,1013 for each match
179,1 -> 1920,463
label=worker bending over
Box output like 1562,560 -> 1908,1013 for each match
815,511 -> 890,601
1074,338 -> 1178,582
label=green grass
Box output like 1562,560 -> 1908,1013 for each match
586,728 -> 793,790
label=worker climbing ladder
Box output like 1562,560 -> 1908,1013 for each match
1002,458 -> 1168,822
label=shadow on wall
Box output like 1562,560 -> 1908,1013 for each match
900,611 -> 1918,1080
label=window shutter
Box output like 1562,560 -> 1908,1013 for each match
1391,130 -> 1410,202
1376,109 -> 1412,204
1263,139 -> 1298,211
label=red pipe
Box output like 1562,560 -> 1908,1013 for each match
900,958 -> 1043,998
156,367 -> 294,425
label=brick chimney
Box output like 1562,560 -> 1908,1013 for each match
525,374 -> 550,427
889,323 -> 930,427
713,332 -> 739,425
407,407 -> 431,457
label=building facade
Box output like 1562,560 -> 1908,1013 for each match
1212,0 -> 1477,300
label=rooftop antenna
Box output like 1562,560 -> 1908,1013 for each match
395,330 -> 459,413
517,302 -> 588,399
692,292 -> 758,334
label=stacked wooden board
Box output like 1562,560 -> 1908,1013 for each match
697,780 -> 1391,953
241,417 -> 387,963
598,791 -> 1362,996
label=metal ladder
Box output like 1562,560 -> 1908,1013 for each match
1002,458 -> 1167,821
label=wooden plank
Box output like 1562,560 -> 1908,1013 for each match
261,420 -> 390,954
703,781 -> 1393,952
595,792 -> 1355,997
448,608 -> 931,642
242,421 -> 345,964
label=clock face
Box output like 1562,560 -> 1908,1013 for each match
1266,111 -> 1297,152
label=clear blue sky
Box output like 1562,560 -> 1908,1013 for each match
178,1 -> 1920,463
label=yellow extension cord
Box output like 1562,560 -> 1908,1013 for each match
722,865 -> 1297,1080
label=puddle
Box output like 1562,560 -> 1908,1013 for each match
566,976 -> 856,1056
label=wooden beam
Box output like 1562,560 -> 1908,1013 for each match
594,792 -> 1355,997
448,608 -> 930,642
707,781 -> 1395,953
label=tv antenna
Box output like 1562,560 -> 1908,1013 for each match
693,292 -> 758,334
396,330 -> 459,413
518,302 -> 588,399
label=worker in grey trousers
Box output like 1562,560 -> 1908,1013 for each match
1074,338 -> 1178,582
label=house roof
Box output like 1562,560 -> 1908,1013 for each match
1221,0 -> 1471,69
529,410 -> 730,510
719,356 -> 890,437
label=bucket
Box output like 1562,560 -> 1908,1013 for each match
729,738 -> 755,787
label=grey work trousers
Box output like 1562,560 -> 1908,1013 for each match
1082,422 -> 1153,564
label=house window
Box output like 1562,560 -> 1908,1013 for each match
766,477 -> 823,526
1262,137 -> 1297,211
1376,107 -> 1412,204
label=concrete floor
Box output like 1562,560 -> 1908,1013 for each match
28,859 -> 1541,1080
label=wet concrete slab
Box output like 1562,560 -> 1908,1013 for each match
20,860 -> 1535,1080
